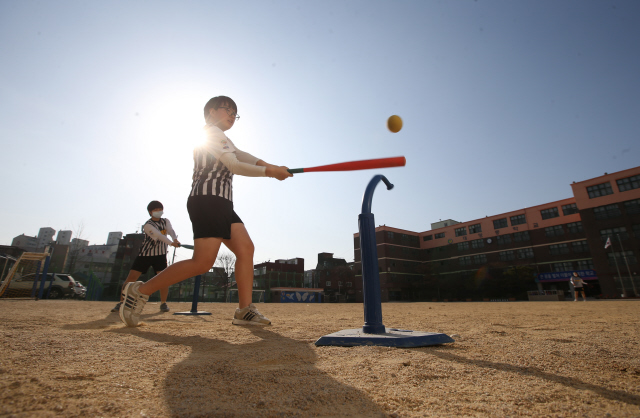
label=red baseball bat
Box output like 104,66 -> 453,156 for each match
287,156 -> 406,174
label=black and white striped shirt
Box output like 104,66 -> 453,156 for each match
190,125 -> 266,201
138,218 -> 177,257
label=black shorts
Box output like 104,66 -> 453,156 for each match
574,287 -> 585,292
187,195 -> 243,240
130,254 -> 167,275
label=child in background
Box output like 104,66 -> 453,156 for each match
112,201 -> 180,313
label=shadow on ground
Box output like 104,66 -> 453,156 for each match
428,346 -> 640,406
110,326 -> 387,417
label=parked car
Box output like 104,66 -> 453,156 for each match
5,273 -> 79,299
72,281 -> 86,299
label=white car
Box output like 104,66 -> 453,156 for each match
5,273 -> 78,299
72,281 -> 87,299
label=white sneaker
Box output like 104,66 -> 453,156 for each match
119,281 -> 149,327
232,303 -> 271,326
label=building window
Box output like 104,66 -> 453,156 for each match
600,227 -> 628,241
510,215 -> 526,226
624,199 -> 640,215
517,248 -> 534,259
459,256 -> 471,266
617,174 -> 640,192
387,232 -> 394,240
567,222 -> 584,234
634,224 -> 640,239
608,251 -> 637,266
423,235 -> 433,241
553,262 -> 573,272
577,260 -> 594,270
549,243 -> 570,255
572,240 -> 589,253
545,225 -> 564,238
540,208 -> 560,220
587,182 -> 614,199
457,242 -> 469,251
493,218 -> 508,229
471,239 -> 484,249
513,231 -> 530,242
435,232 -> 445,239
497,234 -> 512,245
469,223 -> 482,234
472,254 -> 487,264
326,281 -> 331,287
346,282 -> 352,287
499,251 -> 515,261
455,227 -> 467,237
562,203 -> 579,215
593,204 -> 621,220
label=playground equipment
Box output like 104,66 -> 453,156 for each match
174,274 -> 211,316
315,175 -> 454,347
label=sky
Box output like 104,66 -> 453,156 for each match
1,0 -> 639,269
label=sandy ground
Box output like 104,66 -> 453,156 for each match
0,299 -> 639,418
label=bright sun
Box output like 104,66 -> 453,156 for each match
141,94 -> 207,153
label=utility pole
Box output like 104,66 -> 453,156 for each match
608,236 -> 626,297
617,233 -> 637,296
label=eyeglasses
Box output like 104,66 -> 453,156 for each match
219,106 -> 240,121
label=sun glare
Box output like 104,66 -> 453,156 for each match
141,95 -> 207,153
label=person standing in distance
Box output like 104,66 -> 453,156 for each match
119,96 -> 292,326
111,201 -> 180,313
570,272 -> 587,302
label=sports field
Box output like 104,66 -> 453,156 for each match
1,300 -> 639,417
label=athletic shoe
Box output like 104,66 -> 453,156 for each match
232,303 -> 271,326
160,303 -> 170,312
111,302 -> 122,312
119,281 -> 149,327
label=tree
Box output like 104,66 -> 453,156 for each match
65,222 -> 86,273
215,250 -> 236,301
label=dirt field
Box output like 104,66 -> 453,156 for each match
0,299 -> 639,417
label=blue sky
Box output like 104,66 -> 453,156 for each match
1,0 -> 638,268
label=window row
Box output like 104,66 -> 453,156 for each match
593,199 -> 640,220
549,241 -> 589,255
588,174 -> 640,199
607,251 -> 638,266
553,260 -> 594,272
386,232 -> 419,246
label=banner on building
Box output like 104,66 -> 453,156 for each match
536,269 -> 597,283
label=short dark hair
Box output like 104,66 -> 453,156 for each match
147,200 -> 163,213
204,96 -> 237,124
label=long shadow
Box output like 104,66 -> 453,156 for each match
427,346 -> 640,406
110,326 -> 386,417
61,311 -> 175,330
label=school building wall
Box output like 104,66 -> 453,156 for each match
353,165 -> 640,301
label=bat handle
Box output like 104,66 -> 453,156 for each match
287,168 -> 304,174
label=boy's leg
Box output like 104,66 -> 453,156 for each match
137,238 -> 222,296
222,223 -> 255,309
159,286 -> 169,303
119,270 -> 143,302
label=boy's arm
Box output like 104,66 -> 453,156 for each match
234,149 -> 260,165
256,159 -> 292,181
235,148 -> 291,180
164,219 -> 179,242
143,223 -> 173,246
219,152 -> 267,177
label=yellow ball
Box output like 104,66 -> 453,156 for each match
387,115 -> 403,133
